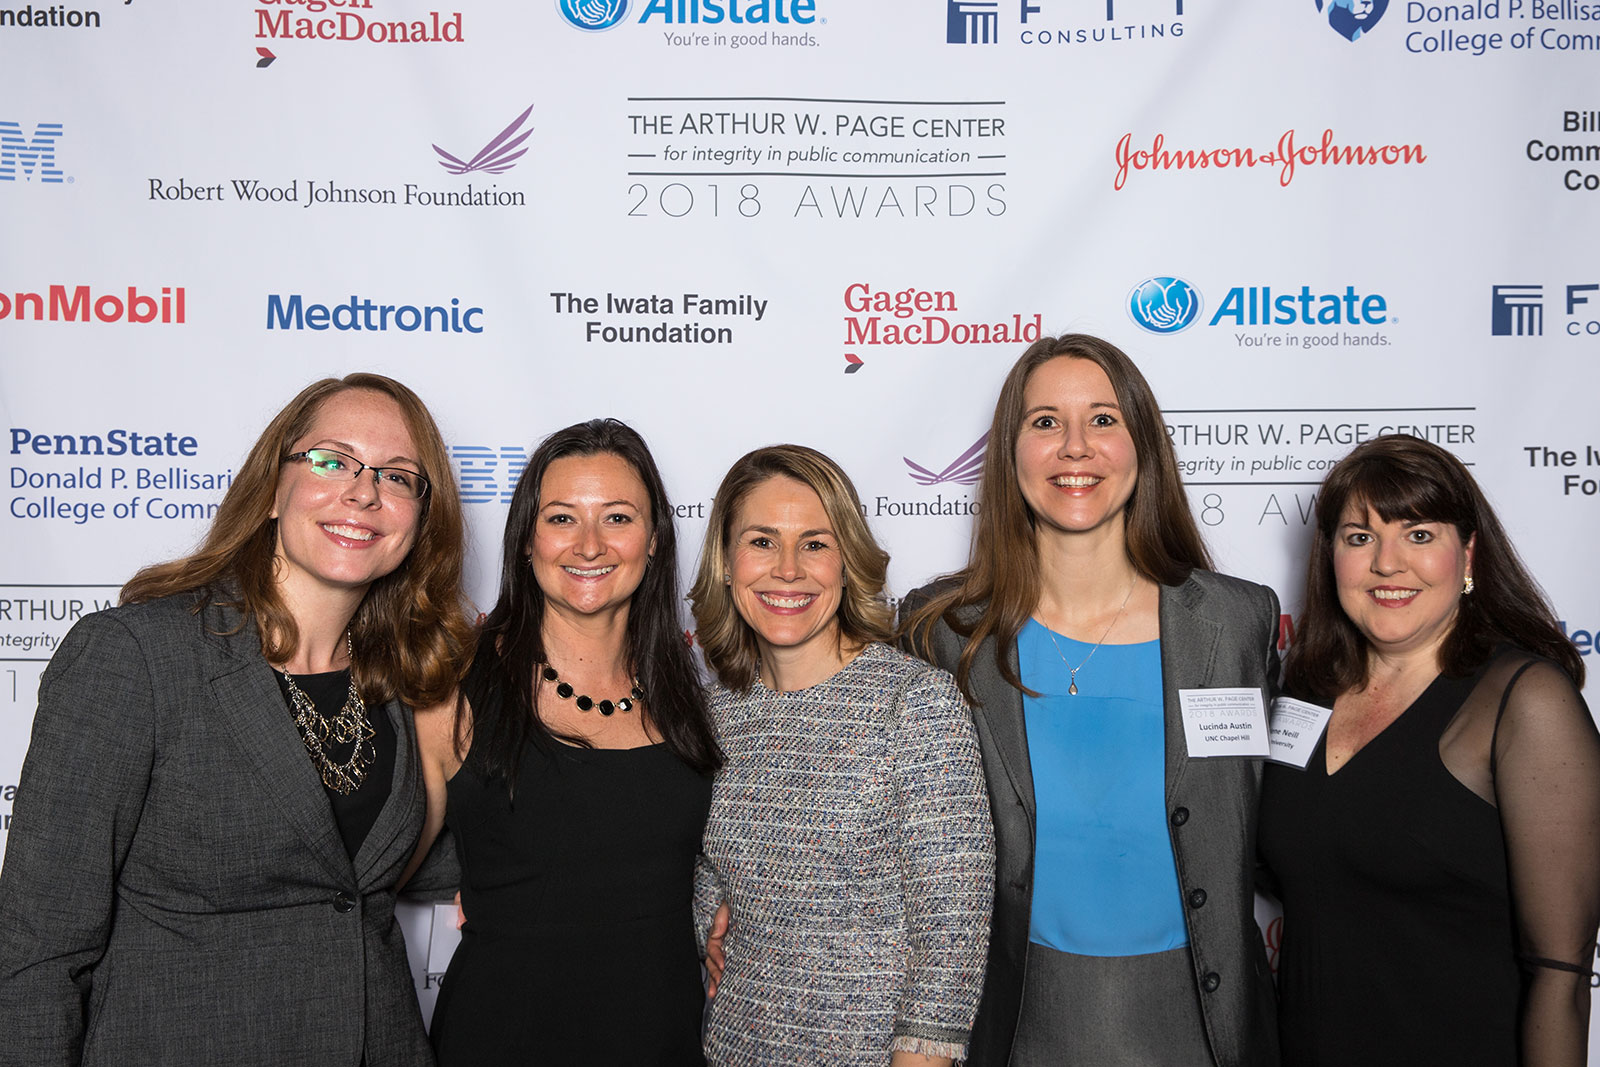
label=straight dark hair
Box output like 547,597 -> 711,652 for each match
1283,434 -> 1583,700
460,419 -> 721,785
903,333 -> 1213,702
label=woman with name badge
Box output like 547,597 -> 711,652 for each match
411,419 -> 721,1066
689,444 -> 993,1067
1258,433 -> 1600,1066
902,333 -> 1281,1067
0,374 -> 475,1067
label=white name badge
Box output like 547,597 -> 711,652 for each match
1266,696 -> 1335,769
1179,687 -> 1270,758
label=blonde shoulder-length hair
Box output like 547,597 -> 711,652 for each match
690,444 -> 893,691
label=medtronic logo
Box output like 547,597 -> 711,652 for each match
1491,285 -> 1543,336
1128,276 -> 1202,334
1317,0 -> 1388,41
559,0 -> 629,31
0,122 -> 64,183
947,1 -> 998,43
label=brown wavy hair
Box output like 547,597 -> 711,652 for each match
120,373 -> 474,707
1282,433 -> 1583,700
902,333 -> 1212,701
690,444 -> 894,692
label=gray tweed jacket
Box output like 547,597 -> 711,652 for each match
0,592 -> 437,1067
902,570 -> 1282,1067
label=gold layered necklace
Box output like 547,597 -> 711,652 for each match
280,632 -> 375,794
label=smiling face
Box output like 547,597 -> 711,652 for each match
527,451 -> 655,626
271,388 -> 426,602
1013,356 -> 1140,545
727,475 -> 845,682
1332,501 -> 1474,662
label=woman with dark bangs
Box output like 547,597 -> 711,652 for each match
1259,433 -> 1600,1066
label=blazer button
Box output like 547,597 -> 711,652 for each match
1170,807 -> 1190,826
1201,971 -> 1221,993
1187,888 -> 1208,908
333,891 -> 356,913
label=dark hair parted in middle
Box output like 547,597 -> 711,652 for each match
902,333 -> 1213,702
1283,433 -> 1584,700
690,444 -> 894,691
461,419 -> 721,783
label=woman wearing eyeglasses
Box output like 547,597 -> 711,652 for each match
0,374 -> 475,1067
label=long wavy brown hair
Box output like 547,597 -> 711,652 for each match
1283,433 -> 1584,700
120,373 -> 474,707
902,333 -> 1212,702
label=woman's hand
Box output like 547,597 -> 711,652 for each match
704,901 -> 730,995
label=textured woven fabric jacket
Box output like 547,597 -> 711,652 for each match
902,571 -> 1283,1067
696,643 -> 995,1066
0,593 -> 438,1067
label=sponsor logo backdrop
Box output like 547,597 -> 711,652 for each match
4,0 -> 1597,1035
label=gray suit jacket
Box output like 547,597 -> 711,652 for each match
0,592 -> 436,1067
903,570 -> 1282,1067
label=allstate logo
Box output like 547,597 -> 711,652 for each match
1128,277 -> 1202,334
1316,0 -> 1388,41
558,0 -> 629,31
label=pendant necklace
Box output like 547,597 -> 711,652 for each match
1043,576 -> 1137,696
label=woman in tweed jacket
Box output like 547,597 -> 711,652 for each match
688,445 -> 995,1067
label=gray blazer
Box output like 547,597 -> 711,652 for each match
0,592 -> 436,1067
903,570 -> 1281,1067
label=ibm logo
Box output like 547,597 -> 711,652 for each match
452,445 -> 530,504
1490,285 -> 1543,337
947,0 -> 998,43
0,122 -> 64,183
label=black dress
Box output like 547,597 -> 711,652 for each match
1258,651 -> 1600,1066
429,652 -> 712,1066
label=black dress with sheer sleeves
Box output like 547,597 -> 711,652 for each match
1258,650 -> 1600,1066
428,649 -> 712,1067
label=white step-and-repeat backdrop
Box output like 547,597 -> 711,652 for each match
3,0 -> 1597,1044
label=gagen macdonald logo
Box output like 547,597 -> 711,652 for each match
559,0 -> 629,31
842,283 -> 1042,353
0,284 -> 186,325
0,122 -> 66,184
254,0 -> 465,46
1128,276 -> 1201,334
1492,282 -> 1600,337
265,293 -> 483,334
1317,0 -> 1388,41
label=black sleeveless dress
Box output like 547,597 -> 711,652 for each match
1258,667 -> 1520,1066
429,651 -> 712,1066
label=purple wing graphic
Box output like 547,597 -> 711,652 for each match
433,105 -> 534,175
904,434 -> 988,486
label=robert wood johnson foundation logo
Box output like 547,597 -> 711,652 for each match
905,435 -> 987,486
559,0 -> 629,30
1317,0 -> 1388,41
1128,276 -> 1202,334
433,106 -> 532,175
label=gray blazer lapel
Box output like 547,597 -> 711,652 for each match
1159,577 -> 1222,801
351,697 -> 419,886
967,620 -> 1035,822
201,612 -> 354,886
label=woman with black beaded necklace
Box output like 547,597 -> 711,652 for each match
412,418 -> 721,1066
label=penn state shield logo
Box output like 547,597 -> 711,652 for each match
1317,0 -> 1388,41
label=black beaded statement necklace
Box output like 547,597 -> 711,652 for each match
540,664 -> 643,717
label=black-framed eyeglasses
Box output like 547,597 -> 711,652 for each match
284,449 -> 431,500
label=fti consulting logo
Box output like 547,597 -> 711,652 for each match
0,122 -> 64,183
433,106 -> 533,175
1317,0 -> 1388,41
947,0 -> 998,43
905,435 -> 987,486
1491,285 -> 1542,336
559,0 -> 629,31
1128,276 -> 1201,334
